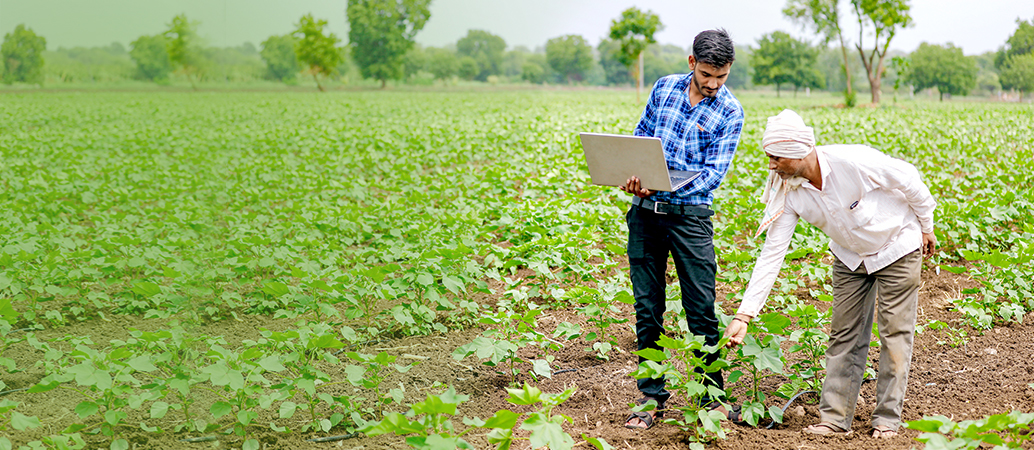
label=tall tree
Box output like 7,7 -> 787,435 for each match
129,34 -> 173,81
164,14 -> 203,89
545,35 -> 594,83
850,0 -> 913,104
784,0 -> 854,101
260,34 -> 299,82
455,29 -> 506,81
1000,53 -> 1034,97
751,31 -> 824,97
293,14 -> 343,91
994,17 -> 1034,70
608,7 -> 662,102
1,24 -> 46,85
346,0 -> 432,88
425,47 -> 458,84
597,39 -> 633,86
905,43 -> 976,100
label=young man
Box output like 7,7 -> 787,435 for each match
621,29 -> 744,430
724,110 -> 937,438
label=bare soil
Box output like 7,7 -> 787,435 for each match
4,262 -> 1033,450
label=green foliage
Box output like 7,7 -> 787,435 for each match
596,39 -> 633,86
608,7 -> 662,94
994,17 -> 1034,71
293,14 -> 343,91
163,14 -> 203,87
260,34 -> 299,82
452,308 -> 574,386
751,31 -> 824,96
849,0 -> 913,103
545,35 -> 594,83
724,314 -> 787,427
632,334 -> 729,447
999,53 -> 1034,94
906,411 -> 1034,449
361,387 -> 477,449
456,30 -> 506,81
1,24 -> 47,85
346,0 -> 432,87
129,35 -> 171,81
905,42 -> 976,100
425,47 -> 458,83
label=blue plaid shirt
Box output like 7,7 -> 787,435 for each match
634,72 -> 744,205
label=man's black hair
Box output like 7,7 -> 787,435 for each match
692,29 -> 735,68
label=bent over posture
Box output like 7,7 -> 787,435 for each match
724,110 -> 936,438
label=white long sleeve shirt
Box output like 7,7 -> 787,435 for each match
736,144 -> 936,318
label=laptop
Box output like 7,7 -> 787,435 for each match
578,133 -> 700,192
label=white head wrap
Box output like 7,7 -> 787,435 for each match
756,110 -> 816,236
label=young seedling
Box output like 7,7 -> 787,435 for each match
345,351 -> 416,420
360,386 -> 477,449
632,334 -> 729,449
906,411 -> 1034,449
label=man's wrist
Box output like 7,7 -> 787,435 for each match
732,314 -> 752,324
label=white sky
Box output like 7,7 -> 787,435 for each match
1,0 -> 1030,55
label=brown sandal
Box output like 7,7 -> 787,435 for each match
624,397 -> 665,430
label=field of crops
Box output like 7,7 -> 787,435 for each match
0,90 -> 1032,450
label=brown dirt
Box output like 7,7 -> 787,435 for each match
3,263 -> 1033,450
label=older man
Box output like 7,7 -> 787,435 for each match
724,110 -> 936,438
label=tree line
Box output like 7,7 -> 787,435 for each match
2,0 -> 1032,101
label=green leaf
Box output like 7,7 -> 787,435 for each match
75,401 -> 99,419
279,401 -> 297,419
210,401 -> 233,418
242,439 -> 260,450
150,401 -> 169,419
582,434 -> 614,450
11,412 -> 41,430
131,281 -> 161,298
480,409 -> 520,429
261,281 -> 290,297
110,439 -> 129,450
632,347 -> 666,362
521,412 -> 574,450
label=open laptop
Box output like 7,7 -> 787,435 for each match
578,133 -> 700,192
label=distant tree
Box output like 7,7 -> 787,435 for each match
850,0 -> 913,103
904,42 -> 975,100
545,35 -> 593,83
293,14 -> 343,91
500,48 -> 527,78
521,61 -> 545,84
597,39 -> 633,86
403,45 -> 428,79
425,47 -> 458,84
785,0 -> 854,100
455,29 -> 506,81
129,34 -> 173,81
260,34 -> 299,82
1,24 -> 47,85
975,70 -> 1001,96
751,31 -> 824,97
725,45 -> 753,89
1000,53 -> 1034,96
642,44 -> 687,87
608,7 -> 662,101
994,17 -> 1034,70
346,0 -> 432,88
164,14 -> 203,88
457,56 -> 478,80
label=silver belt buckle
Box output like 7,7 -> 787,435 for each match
653,201 -> 668,214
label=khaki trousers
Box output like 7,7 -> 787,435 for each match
818,250 -> 921,431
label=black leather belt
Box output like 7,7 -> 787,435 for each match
632,197 -> 714,217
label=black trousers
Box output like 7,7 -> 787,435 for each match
626,203 -> 722,403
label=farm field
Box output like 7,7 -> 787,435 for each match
0,90 -> 1032,450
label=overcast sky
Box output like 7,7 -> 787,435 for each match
1,0 -> 1031,55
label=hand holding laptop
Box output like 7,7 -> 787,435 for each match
618,176 -> 654,198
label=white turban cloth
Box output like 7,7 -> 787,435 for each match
756,109 -> 816,237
